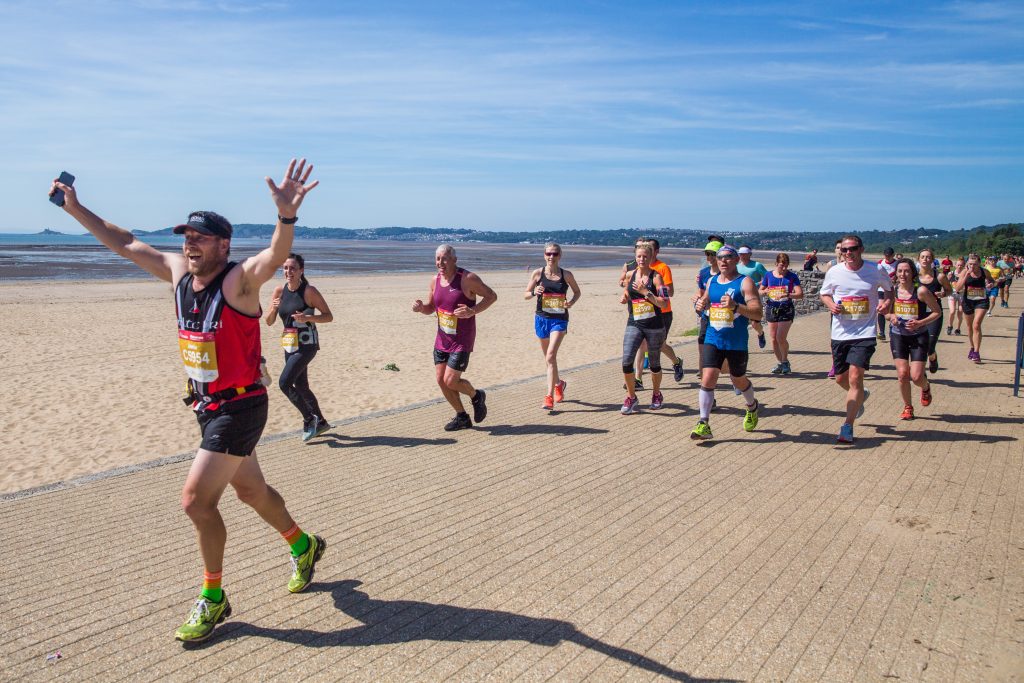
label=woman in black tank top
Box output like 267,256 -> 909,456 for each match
952,253 -> 995,363
265,253 -> 335,441
917,248 -> 952,373
524,243 -> 582,410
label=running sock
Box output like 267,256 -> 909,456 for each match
741,381 -> 756,406
201,569 -> 223,603
282,523 -> 310,557
699,387 -> 715,420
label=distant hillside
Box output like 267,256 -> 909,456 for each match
137,222 -> 1024,255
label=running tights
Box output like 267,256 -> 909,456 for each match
622,325 -> 665,374
279,346 -> 324,426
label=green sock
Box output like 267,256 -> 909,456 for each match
201,586 -> 223,603
290,532 -> 310,557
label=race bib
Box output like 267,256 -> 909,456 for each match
178,330 -> 218,383
709,303 -> 735,329
437,308 -> 458,335
281,328 -> 299,353
893,298 -> 918,321
966,286 -> 986,300
541,293 -> 566,315
839,296 -> 869,319
766,286 -> 788,302
631,298 -> 656,320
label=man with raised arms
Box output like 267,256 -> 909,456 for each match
413,244 -> 498,431
820,234 -> 893,444
49,159 -> 326,643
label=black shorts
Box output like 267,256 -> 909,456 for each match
997,280 -> 1007,290
698,315 -> 709,344
662,311 -> 674,334
196,393 -> 268,457
764,303 -> 795,323
433,349 -> 471,372
890,331 -> 929,362
701,344 -> 749,377
962,298 -> 989,316
831,338 -> 876,375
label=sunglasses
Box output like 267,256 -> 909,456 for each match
545,252 -> 560,257
839,246 -> 861,253
716,254 -> 737,260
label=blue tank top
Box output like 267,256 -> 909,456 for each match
705,274 -> 749,351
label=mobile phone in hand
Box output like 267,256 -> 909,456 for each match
50,171 -> 75,207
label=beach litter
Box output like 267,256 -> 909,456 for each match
46,650 -> 63,664
382,363 -> 400,372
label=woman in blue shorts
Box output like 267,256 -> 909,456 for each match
759,252 -> 803,374
524,243 -> 581,410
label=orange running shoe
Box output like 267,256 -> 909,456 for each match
921,384 -> 932,406
553,380 -> 567,403
543,394 -> 554,410
900,405 -> 915,420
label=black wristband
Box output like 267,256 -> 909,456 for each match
279,215 -> 298,224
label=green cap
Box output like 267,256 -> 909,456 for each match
703,240 -> 724,253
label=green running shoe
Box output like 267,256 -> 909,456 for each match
743,400 -> 760,432
174,594 -> 231,643
690,420 -> 713,440
288,534 -> 326,593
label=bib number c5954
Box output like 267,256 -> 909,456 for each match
178,330 -> 219,383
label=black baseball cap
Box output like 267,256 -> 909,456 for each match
173,211 -> 233,238
883,247 -> 895,256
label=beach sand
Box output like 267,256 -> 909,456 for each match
1,264 -> 706,493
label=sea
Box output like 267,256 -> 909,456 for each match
0,233 -> 716,281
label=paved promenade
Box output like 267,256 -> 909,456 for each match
3,308 -> 1022,682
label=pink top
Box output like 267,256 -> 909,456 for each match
433,268 -> 476,353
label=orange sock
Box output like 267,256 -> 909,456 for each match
201,569 -> 223,602
281,523 -> 310,556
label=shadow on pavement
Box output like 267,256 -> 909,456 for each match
480,424 -> 609,437
198,580 -> 736,682
317,434 -> 457,449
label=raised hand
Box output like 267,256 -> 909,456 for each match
49,177 -> 80,212
265,158 -> 319,217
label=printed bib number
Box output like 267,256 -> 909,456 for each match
893,298 -> 918,321
541,293 -> 566,314
709,303 -> 735,329
839,296 -> 869,319
631,298 -> 656,320
437,308 -> 458,335
966,286 -> 986,300
766,286 -> 788,301
178,330 -> 218,383
281,328 -> 299,353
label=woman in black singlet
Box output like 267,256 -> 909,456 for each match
265,253 -> 334,442
953,253 -> 995,363
916,248 -> 952,373
887,259 -> 940,420
524,243 -> 582,411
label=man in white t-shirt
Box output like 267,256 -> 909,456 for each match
820,235 -> 893,444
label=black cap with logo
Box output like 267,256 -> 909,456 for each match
172,211 -> 233,238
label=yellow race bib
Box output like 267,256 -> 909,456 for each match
709,303 -> 735,329
178,330 -> 218,383
766,286 -> 788,301
893,298 -> 918,321
281,328 -> 299,353
966,286 -> 986,300
437,308 -> 458,335
541,293 -> 567,315
631,298 -> 656,320
839,296 -> 869,319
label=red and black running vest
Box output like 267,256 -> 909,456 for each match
175,263 -> 266,410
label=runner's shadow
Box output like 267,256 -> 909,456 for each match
864,425 -> 1018,444
914,413 -> 1024,425
317,434 -> 457,449
199,580 -> 734,682
928,379 -> 1015,390
480,424 -> 609,436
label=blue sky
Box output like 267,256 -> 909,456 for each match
2,0 -> 1022,233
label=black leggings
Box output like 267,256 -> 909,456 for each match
279,346 -> 324,426
925,313 -> 943,356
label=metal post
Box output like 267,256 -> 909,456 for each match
1015,313 -> 1024,397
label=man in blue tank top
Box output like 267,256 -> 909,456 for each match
691,245 -> 763,440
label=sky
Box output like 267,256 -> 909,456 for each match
1,0 -> 1022,234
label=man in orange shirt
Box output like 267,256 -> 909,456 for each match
648,239 -> 685,382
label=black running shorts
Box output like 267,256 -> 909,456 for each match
701,344 -> 749,377
698,315 -> 709,344
196,393 -> 268,457
764,303 -> 795,323
433,349 -> 471,372
889,331 -> 929,363
961,298 -> 989,316
830,337 -> 876,375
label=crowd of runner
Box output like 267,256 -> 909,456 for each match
50,166 -> 1020,643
